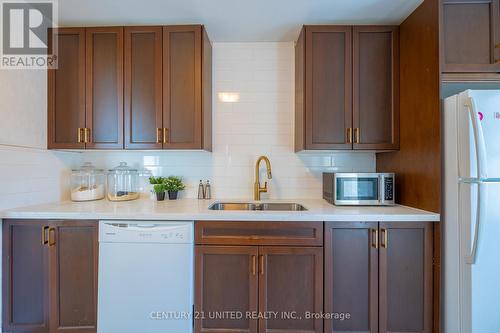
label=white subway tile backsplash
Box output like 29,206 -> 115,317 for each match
0,146 -> 79,210
76,43 -> 375,199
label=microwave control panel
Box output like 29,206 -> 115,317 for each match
384,177 -> 394,201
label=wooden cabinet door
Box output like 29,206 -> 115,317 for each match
195,246 -> 258,333
379,222 -> 433,333
85,27 -> 124,149
48,221 -> 97,333
305,26 -> 352,150
2,220 -> 49,333
442,0 -> 500,73
258,247 -> 323,333
48,28 -> 86,149
163,26 -> 202,149
124,26 -> 163,149
353,26 -> 399,150
324,222 -> 378,333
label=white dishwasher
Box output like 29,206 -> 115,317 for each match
97,221 -> 193,333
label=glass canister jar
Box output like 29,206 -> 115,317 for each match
70,162 -> 106,201
107,162 -> 140,201
138,169 -> 153,199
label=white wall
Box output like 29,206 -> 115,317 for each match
81,43 -> 375,199
0,70 -> 81,211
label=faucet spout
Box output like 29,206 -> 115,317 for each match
254,156 -> 272,201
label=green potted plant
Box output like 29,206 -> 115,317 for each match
164,176 -> 186,200
149,177 -> 166,201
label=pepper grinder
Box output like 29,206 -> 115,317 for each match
197,180 -> 205,199
205,180 -> 211,200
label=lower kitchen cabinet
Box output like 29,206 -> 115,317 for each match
379,222 -> 433,333
195,246 -> 259,333
2,220 -> 98,333
2,220 -> 50,333
195,222 -> 323,333
258,247 -> 323,333
325,222 -> 378,333
325,222 -> 433,333
49,221 -> 98,333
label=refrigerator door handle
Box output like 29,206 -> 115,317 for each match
465,97 -> 488,180
466,182 -> 487,265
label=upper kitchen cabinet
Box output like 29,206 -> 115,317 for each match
48,27 -> 124,149
163,26 -> 212,150
296,26 -> 353,150
442,0 -> 500,73
124,26 -> 163,149
48,28 -> 86,149
295,25 -> 399,151
353,26 -> 399,150
86,27 -> 124,149
48,25 -> 212,151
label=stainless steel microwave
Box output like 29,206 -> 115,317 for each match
323,173 -> 395,206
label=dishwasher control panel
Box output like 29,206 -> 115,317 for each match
99,221 -> 194,244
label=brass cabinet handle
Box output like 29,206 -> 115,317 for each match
354,128 -> 360,144
495,44 -> 500,48
156,128 -> 162,144
495,59 -> 500,63
371,228 -> 379,249
48,227 -> 56,247
42,226 -> 49,245
84,128 -> 91,143
252,255 -> 256,276
346,128 -> 353,144
380,228 -> 388,248
259,255 -> 264,275
77,128 -> 83,143
163,128 -> 169,144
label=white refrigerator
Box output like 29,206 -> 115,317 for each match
444,90 -> 500,333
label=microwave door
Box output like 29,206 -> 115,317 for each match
335,177 -> 380,205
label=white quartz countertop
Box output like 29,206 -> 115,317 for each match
0,199 -> 440,222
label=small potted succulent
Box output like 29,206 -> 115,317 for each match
149,177 -> 166,201
164,176 -> 186,200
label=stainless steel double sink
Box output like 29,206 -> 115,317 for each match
208,202 -> 307,211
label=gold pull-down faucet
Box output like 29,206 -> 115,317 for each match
254,156 -> 272,201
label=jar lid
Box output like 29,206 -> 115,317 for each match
72,162 -> 104,174
108,162 -> 138,174
139,169 -> 153,176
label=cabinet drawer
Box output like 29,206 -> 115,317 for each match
195,221 -> 323,246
